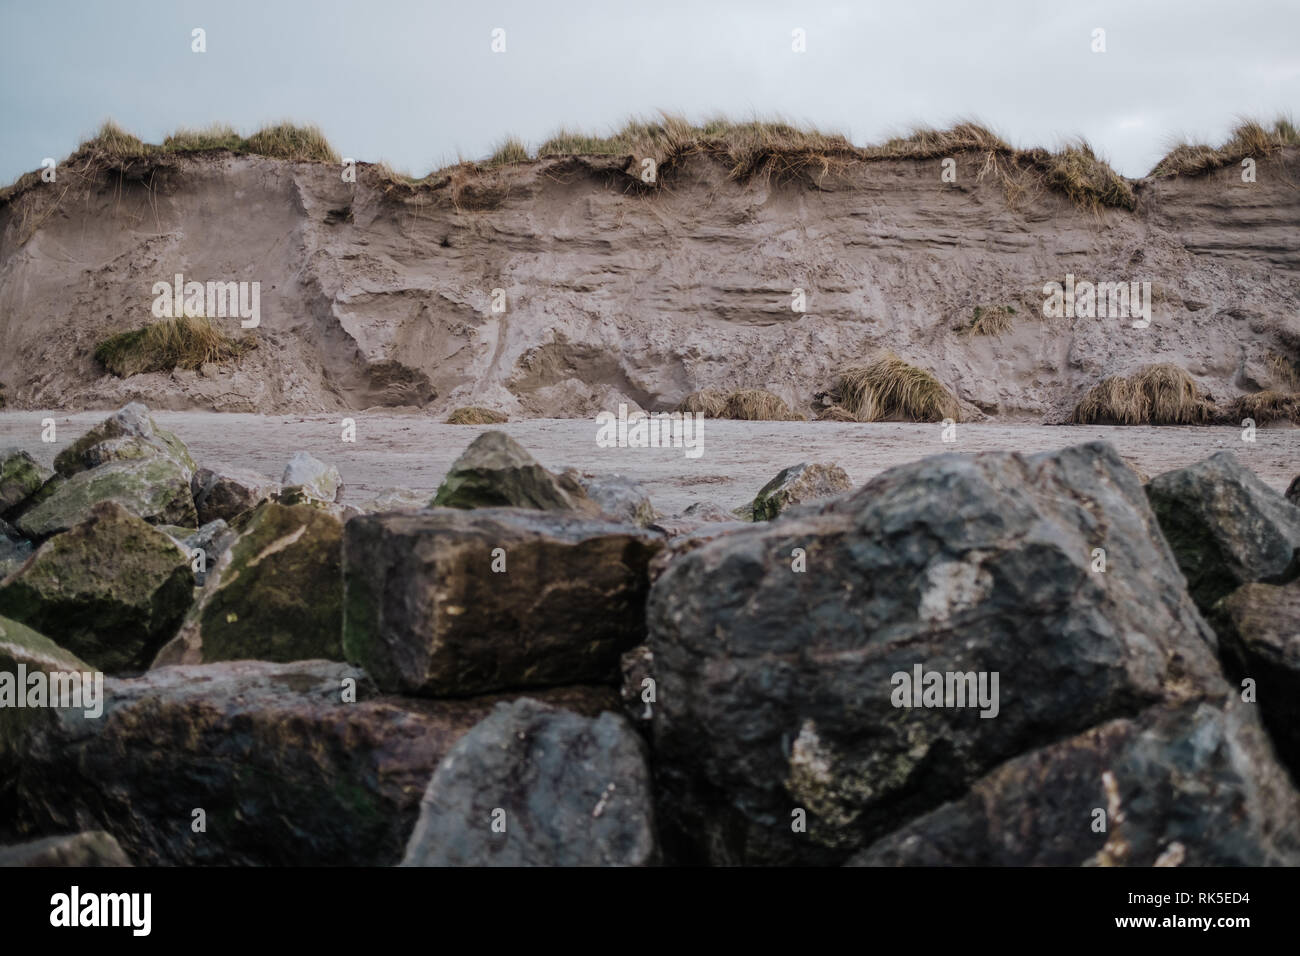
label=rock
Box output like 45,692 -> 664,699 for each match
0,528 -> 33,580
641,442 -> 1226,864
0,831 -> 132,867
355,487 -> 429,513
0,502 -> 192,673
343,508 -> 662,696
280,451 -> 343,503
572,473 -> 656,527
846,701 -> 1300,866
0,449 -> 51,518
649,501 -> 735,536
151,502 -> 343,667
191,464 -> 278,523
647,520 -> 750,582
402,699 -> 657,866
1210,579 -> 1300,778
53,403 -> 196,480
1146,451 -> 1300,611
0,659 -> 618,865
751,462 -> 852,521
0,615 -> 93,740
431,431 -> 602,515
13,456 -> 197,539
1287,475 -> 1300,506
175,519 -> 236,587
619,644 -> 656,726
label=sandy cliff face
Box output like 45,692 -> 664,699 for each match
1,147 -> 1297,418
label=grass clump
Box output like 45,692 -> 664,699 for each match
835,354 -> 961,423
162,124 -> 245,153
956,305 -> 1016,336
1036,140 -> 1136,210
817,404 -> 858,422
243,122 -> 339,163
1071,363 -> 1214,425
721,389 -> 804,421
1230,390 -> 1300,425
1151,116 -> 1299,177
93,316 -> 255,377
78,120 -> 147,159
483,136 -> 530,167
675,388 -> 728,417
445,406 -> 508,425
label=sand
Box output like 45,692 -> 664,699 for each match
2,411 -> 1293,515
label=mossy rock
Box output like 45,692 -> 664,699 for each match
153,501 -> 344,666
54,403 -> 196,479
431,431 -> 601,514
0,450 -> 52,518
751,462 -> 852,521
0,502 -> 193,672
14,456 -> 197,539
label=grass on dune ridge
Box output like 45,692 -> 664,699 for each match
93,316 -> 255,378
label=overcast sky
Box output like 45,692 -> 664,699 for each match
1,0 -> 1297,183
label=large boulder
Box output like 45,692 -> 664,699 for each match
191,464 -> 278,524
343,508 -> 662,696
0,522 -> 33,580
152,501 -> 343,667
0,449 -> 51,518
0,831 -> 132,867
0,659 -> 617,865
431,431 -> 602,514
0,502 -> 192,673
54,403 -> 196,480
402,699 -> 657,866
641,442 -> 1227,864
1146,451 -> 1300,611
847,701 -> 1300,866
0,615 -> 93,740
751,462 -> 852,521
1209,579 -> 1300,777
281,451 -> 343,503
13,456 -> 197,539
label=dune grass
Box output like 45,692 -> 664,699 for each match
817,404 -> 858,422
956,305 -> 1016,336
1151,117 -> 1299,177
75,120 -> 340,165
675,388 -> 728,417
1230,390 -> 1300,425
836,354 -> 961,422
93,316 -> 255,377
721,389 -> 804,421
1071,364 -> 1215,425
445,406 -> 509,425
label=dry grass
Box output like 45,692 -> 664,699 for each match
1267,352 -> 1300,391
1229,390 -> 1300,425
675,388 -> 728,417
1151,117 -> 1299,177
1072,364 -> 1214,425
817,404 -> 858,422
445,406 -> 508,425
161,124 -> 245,153
243,123 -> 339,163
483,137 -> 530,168
78,119 -> 148,159
93,316 -> 255,377
721,389 -> 804,421
956,305 -> 1016,336
1034,140 -> 1136,210
867,122 -> 1012,160
836,354 -> 961,422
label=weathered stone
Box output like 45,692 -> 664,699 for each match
573,473 -> 656,527
751,462 -> 852,521
151,501 -> 342,667
355,487 -> 429,513
0,529 -> 33,580
647,520 -> 750,582
344,508 -> 662,696
402,699 -> 657,866
1210,579 -> 1300,779
0,831 -> 132,867
619,644 -> 656,727
847,701 -> 1300,866
1287,474 -> 1300,506
13,456 -> 197,539
642,442 -> 1225,864
0,502 -> 192,673
0,659 -> 618,865
173,519 -> 236,587
191,463 -> 278,523
649,501 -> 735,537
54,403 -> 196,480
0,449 -> 51,518
281,451 -> 343,503
0,615 -> 93,741
1146,451 -> 1300,611
431,431 -> 602,515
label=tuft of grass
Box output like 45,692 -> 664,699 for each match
1230,390 -> 1300,425
836,354 -> 961,423
162,124 -> 245,153
675,388 -> 728,417
1151,116 -> 1300,177
1266,352 -> 1300,392
483,136 -> 530,168
956,305 -> 1016,336
868,121 -> 1011,160
1072,363 -> 1214,425
445,406 -> 508,425
243,122 -> 339,163
817,404 -> 858,422
78,120 -> 147,159
721,389 -> 804,421
93,316 -> 255,377
1037,140 -> 1136,211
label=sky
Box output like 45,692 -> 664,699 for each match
1,0 -> 1297,183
